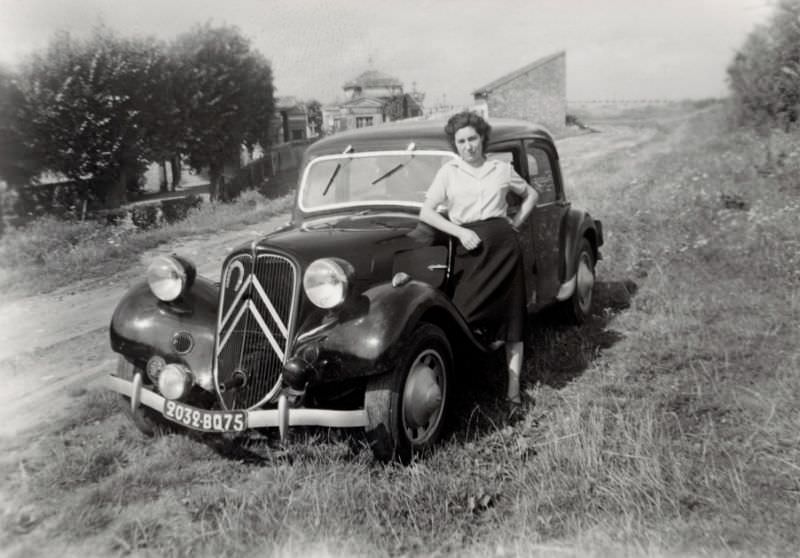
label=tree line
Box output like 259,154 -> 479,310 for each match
728,0 -> 800,133
0,23 -> 276,217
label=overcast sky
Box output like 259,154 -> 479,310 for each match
0,0 -> 774,107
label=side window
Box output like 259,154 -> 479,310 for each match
487,147 -> 523,210
525,141 -> 556,204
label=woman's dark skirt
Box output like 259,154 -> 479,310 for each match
452,217 -> 526,343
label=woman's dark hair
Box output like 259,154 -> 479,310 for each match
444,111 -> 491,152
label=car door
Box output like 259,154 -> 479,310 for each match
524,139 -> 568,307
485,141 -> 538,310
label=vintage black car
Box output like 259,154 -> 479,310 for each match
105,117 -> 603,461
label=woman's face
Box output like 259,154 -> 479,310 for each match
454,126 -> 483,164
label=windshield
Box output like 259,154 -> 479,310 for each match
298,150 -> 456,212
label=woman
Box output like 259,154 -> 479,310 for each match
419,111 -> 538,406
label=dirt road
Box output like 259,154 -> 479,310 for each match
0,124 -> 653,440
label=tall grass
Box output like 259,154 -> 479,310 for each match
1,105 -> 798,556
0,190 -> 293,296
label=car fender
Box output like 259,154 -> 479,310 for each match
109,276 -> 219,380
303,280 -> 476,382
559,208 -> 603,281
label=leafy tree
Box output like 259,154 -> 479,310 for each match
728,0 -> 800,133
382,93 -> 422,123
172,23 -> 274,201
17,28 -> 172,208
305,99 -> 323,136
0,66 -> 40,189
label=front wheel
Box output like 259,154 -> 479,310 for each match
364,323 -> 452,463
561,237 -> 596,324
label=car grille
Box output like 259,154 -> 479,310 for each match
215,251 -> 299,409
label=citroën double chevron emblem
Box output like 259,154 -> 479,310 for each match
217,257 -> 290,362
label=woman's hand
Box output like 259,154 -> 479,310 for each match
458,228 -> 481,250
506,216 -> 520,232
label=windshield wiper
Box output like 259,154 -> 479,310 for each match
371,163 -> 404,186
322,144 -> 355,197
371,142 -> 416,187
321,163 -> 341,197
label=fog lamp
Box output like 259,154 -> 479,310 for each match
146,355 -> 166,382
157,364 -> 193,400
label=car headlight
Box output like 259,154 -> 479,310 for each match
147,255 -> 195,302
303,258 -> 354,309
158,364 -> 193,400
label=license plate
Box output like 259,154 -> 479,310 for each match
163,400 -> 246,432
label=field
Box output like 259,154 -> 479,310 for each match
0,103 -> 798,557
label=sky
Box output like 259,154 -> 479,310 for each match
0,0 -> 775,107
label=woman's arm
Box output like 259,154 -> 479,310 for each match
510,184 -> 539,230
419,201 -> 481,250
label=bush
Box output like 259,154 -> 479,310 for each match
728,0 -> 800,130
160,195 -> 203,224
130,204 -> 160,230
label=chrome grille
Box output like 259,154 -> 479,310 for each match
215,252 -> 299,409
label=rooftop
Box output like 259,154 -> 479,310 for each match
472,50 -> 566,96
305,117 -> 553,158
343,70 -> 403,90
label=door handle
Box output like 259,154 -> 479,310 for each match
427,264 -> 447,271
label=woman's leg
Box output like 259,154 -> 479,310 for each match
506,341 -> 523,403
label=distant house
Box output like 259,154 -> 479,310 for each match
472,51 -> 566,132
322,70 -> 424,134
272,96 -> 312,144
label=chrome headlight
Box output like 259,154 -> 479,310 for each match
303,258 -> 353,309
157,363 -> 193,400
147,255 -> 195,302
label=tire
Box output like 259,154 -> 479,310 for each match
364,323 -> 452,463
116,356 -> 174,436
562,237 -> 596,324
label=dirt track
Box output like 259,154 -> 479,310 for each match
0,124 -> 652,440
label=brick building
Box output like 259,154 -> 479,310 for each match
272,96 -> 312,144
472,51 -> 566,132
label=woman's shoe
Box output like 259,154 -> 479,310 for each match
505,396 -> 523,419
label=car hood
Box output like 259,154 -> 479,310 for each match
255,211 -> 438,283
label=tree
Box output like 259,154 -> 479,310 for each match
0,66 -> 40,189
728,0 -> 800,133
305,99 -> 323,136
173,23 -> 275,201
17,28 -> 172,209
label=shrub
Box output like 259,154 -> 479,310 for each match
100,208 -> 129,226
160,195 -> 203,224
728,0 -> 800,131
130,204 -> 160,230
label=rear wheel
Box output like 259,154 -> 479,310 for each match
364,323 -> 452,463
116,356 -> 174,436
562,238 -> 595,324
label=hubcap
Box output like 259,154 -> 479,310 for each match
402,349 -> 446,445
576,253 -> 594,314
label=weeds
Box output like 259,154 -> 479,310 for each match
0,191 -> 293,296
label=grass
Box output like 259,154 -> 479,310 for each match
0,189 -> 294,297
0,104 -> 798,556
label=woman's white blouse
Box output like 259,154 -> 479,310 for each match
425,158 -> 529,225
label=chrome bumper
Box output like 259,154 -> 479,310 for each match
104,374 -> 368,439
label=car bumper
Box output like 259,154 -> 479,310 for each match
104,374 -> 368,437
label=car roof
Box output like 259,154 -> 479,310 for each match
305,117 -> 554,158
